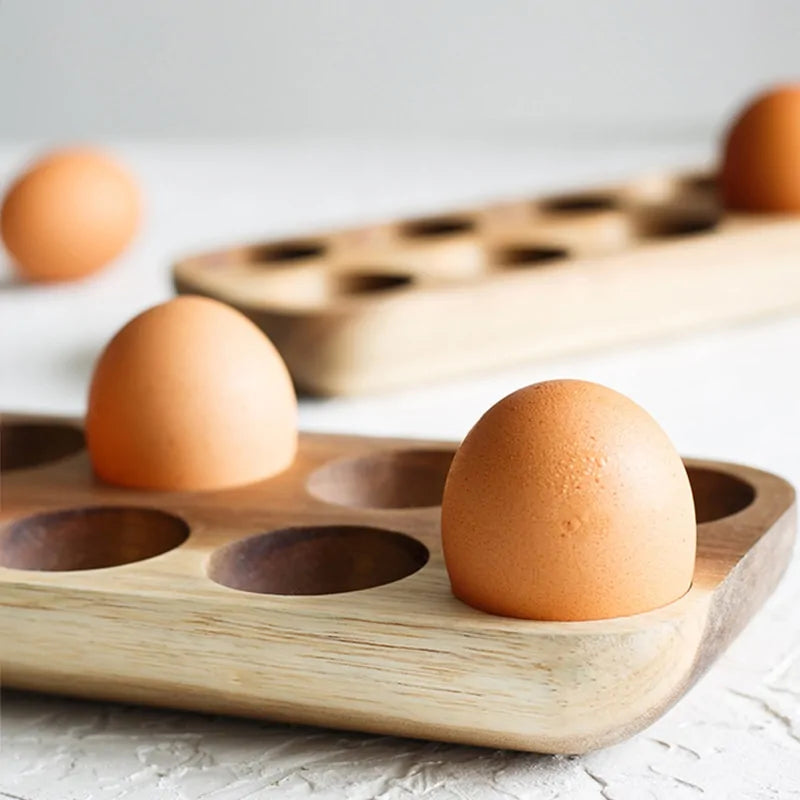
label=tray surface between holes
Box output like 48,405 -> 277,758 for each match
173,168 -> 800,394
0,412 -> 796,754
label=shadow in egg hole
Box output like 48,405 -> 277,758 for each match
235,268 -> 413,312
538,192 -> 621,215
686,467 -> 755,524
307,449 -> 455,509
329,271 -> 412,297
195,239 -> 329,269
494,244 -> 570,268
207,525 -> 429,596
248,239 -> 328,264
0,422 -> 86,472
399,215 -> 476,239
0,506 -> 190,571
633,206 -> 721,240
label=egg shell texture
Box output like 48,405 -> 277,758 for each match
86,296 -> 298,491
441,380 -> 696,621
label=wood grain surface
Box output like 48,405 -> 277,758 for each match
0,412 -> 795,753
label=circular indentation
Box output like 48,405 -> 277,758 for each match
1,422 -> 85,472
0,507 -> 189,571
401,215 -> 476,238
540,193 -> 620,214
687,467 -> 755,523
250,239 -> 327,263
250,268 -> 413,309
636,207 -> 719,239
332,271 -> 412,296
308,449 -> 455,509
208,525 -> 429,595
496,245 -> 569,267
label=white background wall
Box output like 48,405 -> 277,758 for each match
1,0 -> 799,142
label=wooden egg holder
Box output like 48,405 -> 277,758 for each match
174,170 -> 800,395
0,413 -> 795,754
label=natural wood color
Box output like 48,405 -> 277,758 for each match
0,412 -> 795,754
172,169 -> 800,394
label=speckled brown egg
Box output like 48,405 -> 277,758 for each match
86,296 -> 297,491
1,147 -> 140,282
721,85 -> 800,212
441,380 -> 696,621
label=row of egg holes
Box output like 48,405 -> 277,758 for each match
0,422 -> 755,598
202,189 -> 722,307
0,422 -> 447,594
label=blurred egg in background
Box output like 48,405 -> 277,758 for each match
721,84 -> 800,212
1,148 -> 140,282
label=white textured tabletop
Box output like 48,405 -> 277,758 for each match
2,140 -> 800,799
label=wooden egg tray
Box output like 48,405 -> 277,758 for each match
174,170 -> 800,395
0,412 -> 795,754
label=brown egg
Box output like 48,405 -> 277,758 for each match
86,296 -> 297,491
1,148 -> 140,282
441,380 -> 696,621
720,84 -> 800,212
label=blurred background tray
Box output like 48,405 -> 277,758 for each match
174,170 -> 800,394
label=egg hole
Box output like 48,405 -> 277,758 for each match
539,193 -> 620,214
243,269 -> 413,309
687,467 -> 755,523
496,245 -> 569,268
1,422 -> 85,472
307,449 -> 455,509
207,526 -> 428,595
400,216 -> 476,238
0,507 -> 189,571
332,272 -> 412,296
189,240 -> 328,270
635,208 -> 720,239
249,239 -> 327,263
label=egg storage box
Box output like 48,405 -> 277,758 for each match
173,170 -> 800,395
0,412 -> 795,754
